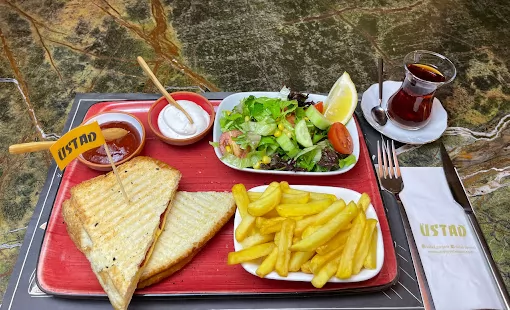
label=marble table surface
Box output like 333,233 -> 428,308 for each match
0,0 -> 509,304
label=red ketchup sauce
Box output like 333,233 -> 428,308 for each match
82,121 -> 140,165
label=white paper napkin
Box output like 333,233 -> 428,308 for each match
399,167 -> 504,310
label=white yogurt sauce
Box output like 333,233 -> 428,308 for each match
157,100 -> 210,139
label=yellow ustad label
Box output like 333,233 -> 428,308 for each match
50,121 -> 105,170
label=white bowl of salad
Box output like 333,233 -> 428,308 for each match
211,88 -> 360,175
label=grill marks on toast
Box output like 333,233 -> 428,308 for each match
63,156 -> 181,310
139,191 -> 236,286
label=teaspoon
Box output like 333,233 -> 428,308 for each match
371,58 -> 387,126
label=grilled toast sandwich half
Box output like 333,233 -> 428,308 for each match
137,191 -> 236,288
62,156 -> 181,310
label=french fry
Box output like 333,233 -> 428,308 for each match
279,233 -> 301,247
247,183 -> 279,206
309,193 -> 337,202
256,247 -> 278,277
263,217 -> 287,226
232,184 -> 251,218
260,217 -> 287,235
302,225 -> 321,239
314,199 -> 347,225
227,242 -> 275,265
255,217 -> 266,228
311,256 -> 341,288
294,199 -> 346,236
260,223 -> 283,235
264,208 -> 280,218
248,191 -> 263,202
288,251 -> 315,272
261,182 -> 280,197
336,211 -> 367,279
310,243 -> 344,274
280,182 -> 336,202
290,202 -> 359,252
316,230 -> 350,255
294,215 -> 318,236
248,184 -> 282,216
241,232 -> 275,249
357,193 -> 371,212
275,219 -> 295,277
279,181 -> 291,192
276,199 -> 332,217
247,225 -> 259,238
281,192 -> 310,204
235,213 -> 256,242
301,260 -> 312,274
251,191 -> 309,204
363,227 -> 378,269
257,216 -> 285,229
352,219 -> 377,275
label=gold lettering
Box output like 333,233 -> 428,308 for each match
440,224 -> 447,236
449,225 -> 458,236
431,224 -> 439,236
458,225 -> 467,237
420,224 -> 430,236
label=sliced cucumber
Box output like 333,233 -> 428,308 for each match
295,119 -> 313,147
276,134 -> 299,157
306,105 -> 331,130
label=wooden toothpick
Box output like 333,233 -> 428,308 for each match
103,143 -> 130,204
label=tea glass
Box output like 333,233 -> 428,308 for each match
386,50 -> 456,130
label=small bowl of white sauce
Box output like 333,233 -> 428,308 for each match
148,92 -> 215,146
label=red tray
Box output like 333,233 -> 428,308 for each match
36,99 -> 397,296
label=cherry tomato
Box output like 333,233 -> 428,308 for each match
219,130 -> 249,158
328,122 -> 353,154
315,101 -> 324,113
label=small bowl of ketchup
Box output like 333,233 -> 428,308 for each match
77,112 -> 146,171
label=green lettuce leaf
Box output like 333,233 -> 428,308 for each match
220,111 -> 244,132
294,107 -> 306,122
221,152 -> 263,169
233,132 -> 261,150
339,154 -> 356,168
258,136 -> 280,155
241,120 -> 277,136
296,148 -> 322,171
241,96 -> 298,122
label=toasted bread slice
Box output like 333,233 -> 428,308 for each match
63,156 -> 181,310
137,191 -> 235,288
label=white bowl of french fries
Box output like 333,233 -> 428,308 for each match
228,182 -> 384,288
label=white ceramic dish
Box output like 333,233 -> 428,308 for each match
212,92 -> 360,175
361,81 -> 448,145
233,185 -> 384,283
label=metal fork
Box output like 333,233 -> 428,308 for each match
377,139 -> 436,310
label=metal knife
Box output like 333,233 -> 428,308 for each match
440,142 -> 510,309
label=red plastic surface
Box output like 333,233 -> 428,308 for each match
37,100 -> 397,296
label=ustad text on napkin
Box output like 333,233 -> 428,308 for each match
399,167 -> 503,310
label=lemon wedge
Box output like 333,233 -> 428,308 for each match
323,72 -> 358,124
